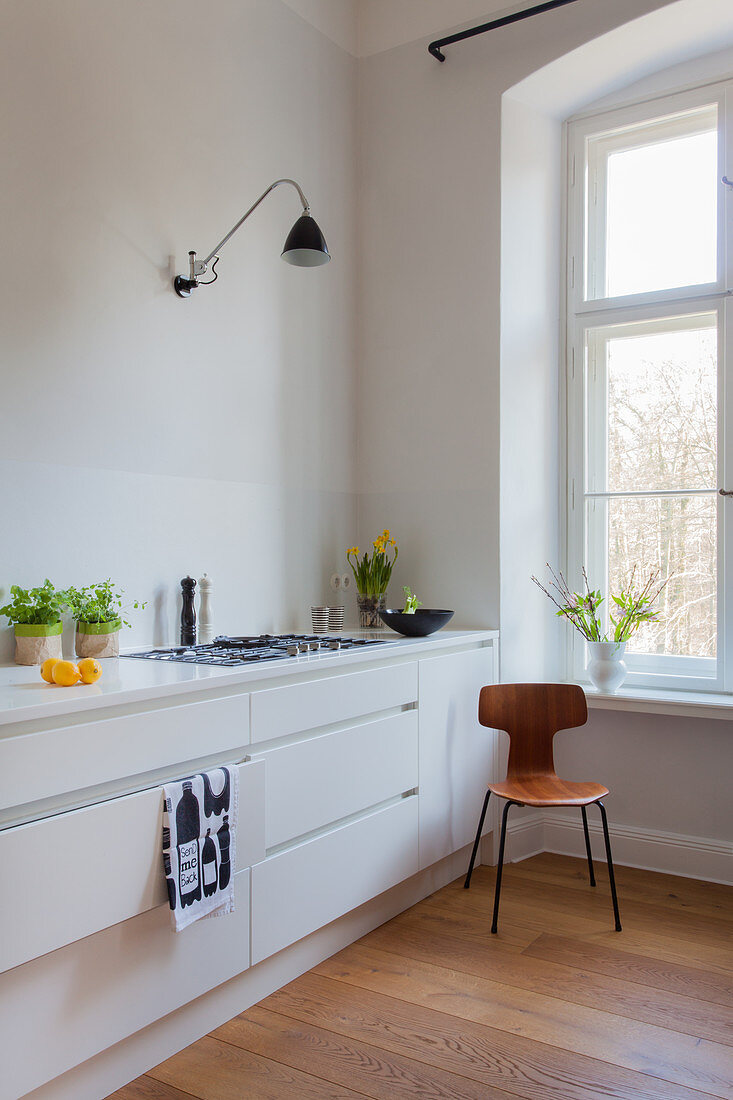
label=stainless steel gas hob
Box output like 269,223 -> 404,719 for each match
122,634 -> 395,667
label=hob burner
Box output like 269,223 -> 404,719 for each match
122,633 -> 394,666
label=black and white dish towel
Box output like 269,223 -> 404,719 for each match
162,766 -> 239,932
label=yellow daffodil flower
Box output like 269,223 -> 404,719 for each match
346,530 -> 398,596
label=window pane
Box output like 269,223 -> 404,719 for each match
586,106 -> 718,299
587,316 -> 717,492
586,495 -> 717,658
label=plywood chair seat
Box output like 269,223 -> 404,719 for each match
464,683 -> 621,933
488,777 -> 609,807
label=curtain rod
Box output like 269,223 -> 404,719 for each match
428,0 -> 581,61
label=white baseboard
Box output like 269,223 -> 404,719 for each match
542,812 -> 732,885
24,846 -> 475,1100
505,814 -> 545,863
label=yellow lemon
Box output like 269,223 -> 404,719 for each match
77,658 -> 103,684
40,657 -> 61,684
52,660 -> 82,687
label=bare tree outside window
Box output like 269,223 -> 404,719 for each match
600,324 -> 717,657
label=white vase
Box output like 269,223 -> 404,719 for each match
586,641 -> 627,694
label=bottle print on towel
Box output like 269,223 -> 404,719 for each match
202,769 -> 231,818
176,779 -> 202,907
218,813 -> 231,890
202,829 -> 218,897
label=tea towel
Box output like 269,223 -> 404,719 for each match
162,766 -> 239,932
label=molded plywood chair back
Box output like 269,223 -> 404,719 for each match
479,682 -> 587,785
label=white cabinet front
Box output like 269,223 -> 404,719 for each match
417,646 -> 497,869
250,662 -> 418,742
0,759 -> 265,974
0,871 -> 252,1100
0,691 -> 251,823
251,796 -> 419,964
257,710 -> 418,849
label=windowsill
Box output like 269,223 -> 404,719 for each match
583,684 -> 733,720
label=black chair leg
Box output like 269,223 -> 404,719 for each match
491,800 -> 517,934
581,804 -> 596,887
464,789 -> 491,889
597,800 -> 622,931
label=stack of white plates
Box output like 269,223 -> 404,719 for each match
311,606 -> 329,634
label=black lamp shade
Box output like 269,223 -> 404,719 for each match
281,214 -> 330,267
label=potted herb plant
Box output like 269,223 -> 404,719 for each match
532,565 -> 668,693
346,530 -> 398,628
67,579 -> 145,658
0,580 -> 68,665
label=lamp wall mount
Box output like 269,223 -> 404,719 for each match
173,178 -> 329,298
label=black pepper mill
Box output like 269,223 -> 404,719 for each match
180,576 -> 197,646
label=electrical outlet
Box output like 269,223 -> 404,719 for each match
330,573 -> 342,591
341,573 -> 351,590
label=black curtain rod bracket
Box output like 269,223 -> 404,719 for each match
428,0 -> 581,61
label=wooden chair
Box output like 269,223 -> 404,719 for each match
464,683 -> 622,933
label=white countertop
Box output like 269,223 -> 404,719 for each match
0,630 -> 498,727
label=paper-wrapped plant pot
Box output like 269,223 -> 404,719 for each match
14,622 -> 63,665
75,617 -> 122,658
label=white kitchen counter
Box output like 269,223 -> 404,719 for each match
0,629 -> 498,727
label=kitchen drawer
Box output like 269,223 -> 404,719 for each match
257,710 -> 418,848
0,691 -> 251,817
0,869 -> 251,1100
0,758 -> 265,974
250,661 -> 417,743
251,795 -> 419,964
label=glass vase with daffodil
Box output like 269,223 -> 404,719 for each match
346,531 -> 398,628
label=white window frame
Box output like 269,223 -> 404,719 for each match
565,79 -> 733,693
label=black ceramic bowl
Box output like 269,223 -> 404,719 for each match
379,608 -> 454,637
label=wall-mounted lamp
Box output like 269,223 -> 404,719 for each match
173,178 -> 330,297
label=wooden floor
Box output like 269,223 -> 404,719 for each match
111,854 -> 733,1100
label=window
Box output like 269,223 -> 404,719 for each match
566,82 -> 732,691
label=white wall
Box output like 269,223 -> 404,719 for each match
356,0 -> 673,628
356,0 -> 733,878
0,0 -> 358,660
499,95 -> 563,681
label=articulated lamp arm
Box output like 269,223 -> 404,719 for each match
174,178 -> 326,298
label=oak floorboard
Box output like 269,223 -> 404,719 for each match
523,931 -> 733,1007
147,1035 -> 364,1100
358,917 -> 733,1043
215,1005 -> 518,1099
316,942 -> 733,1098
260,971 -> 720,1100
107,1079 -> 197,1100
386,901 -> 537,949
426,869 -> 733,973
440,867 -> 733,946
418,892 -> 733,976
508,853 -> 733,921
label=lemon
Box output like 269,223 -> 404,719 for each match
77,658 -> 103,684
40,657 -> 61,684
52,660 -> 82,687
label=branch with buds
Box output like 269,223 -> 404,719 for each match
531,565 -> 669,643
